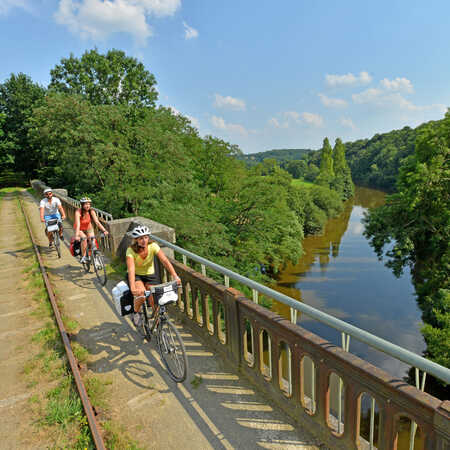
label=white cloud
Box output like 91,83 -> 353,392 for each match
352,87 -> 445,114
0,0 -> 31,15
183,21 -> 198,39
214,94 -> 246,111
211,115 -> 247,135
284,110 -> 301,122
269,110 -> 323,128
318,93 -> 347,108
325,71 -> 372,87
352,88 -> 383,104
380,77 -> 413,93
301,112 -> 323,127
54,0 -> 181,45
340,117 -> 356,130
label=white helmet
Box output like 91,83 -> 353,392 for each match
43,188 -> 52,194
129,225 -> 151,238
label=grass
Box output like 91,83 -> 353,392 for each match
106,256 -> 127,280
190,374 -> 203,389
291,179 -> 315,188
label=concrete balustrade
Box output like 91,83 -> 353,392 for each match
164,260 -> 450,450
30,180 -> 450,449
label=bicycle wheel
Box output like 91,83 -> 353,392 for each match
157,319 -> 188,382
93,250 -> 107,286
53,231 -> 61,258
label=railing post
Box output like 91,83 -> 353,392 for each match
223,288 -> 243,367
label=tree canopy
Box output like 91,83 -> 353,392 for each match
49,49 -> 158,107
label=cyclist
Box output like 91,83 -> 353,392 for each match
126,225 -> 180,327
39,188 -> 66,247
74,197 -> 109,263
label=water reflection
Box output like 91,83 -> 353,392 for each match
273,187 -> 425,379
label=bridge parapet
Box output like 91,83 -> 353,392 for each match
165,260 -> 449,450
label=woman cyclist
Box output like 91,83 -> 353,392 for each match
74,197 -> 109,263
39,188 -> 66,247
126,225 -> 180,327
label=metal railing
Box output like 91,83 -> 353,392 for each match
60,194 -> 113,222
150,233 -> 450,385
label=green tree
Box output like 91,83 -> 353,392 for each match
364,110 -> 450,384
332,138 -> 354,199
316,137 -> 334,187
0,73 -> 46,176
49,49 -> 158,107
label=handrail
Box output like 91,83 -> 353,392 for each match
59,194 -> 113,222
150,233 -> 450,385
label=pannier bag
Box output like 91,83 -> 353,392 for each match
70,237 -> 81,257
112,281 -> 134,316
46,218 -> 59,232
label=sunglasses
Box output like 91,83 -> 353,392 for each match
46,192 -> 53,196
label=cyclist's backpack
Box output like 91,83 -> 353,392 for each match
112,281 -> 134,316
70,237 -> 81,257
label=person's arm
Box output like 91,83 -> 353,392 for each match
126,254 -> 142,296
90,210 -> 109,235
40,206 -> 45,223
57,201 -> 66,220
157,249 -> 180,284
74,210 -> 81,240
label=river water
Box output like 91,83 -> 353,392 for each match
272,186 -> 426,380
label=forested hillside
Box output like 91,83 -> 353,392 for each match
245,118 -> 446,192
238,148 -> 312,165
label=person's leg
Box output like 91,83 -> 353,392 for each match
79,230 -> 87,259
44,215 -> 53,245
56,212 -> 63,239
133,279 -> 146,326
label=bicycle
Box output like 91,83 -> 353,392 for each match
135,280 -> 188,383
45,217 -> 63,258
80,235 -> 107,286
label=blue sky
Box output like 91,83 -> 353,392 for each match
1,0 -> 449,154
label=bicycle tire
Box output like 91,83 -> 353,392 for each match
53,231 -> 61,258
93,250 -> 107,286
157,319 -> 188,383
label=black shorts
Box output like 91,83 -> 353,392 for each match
126,273 -> 159,286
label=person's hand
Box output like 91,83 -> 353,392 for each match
103,230 -> 109,236
61,216 -> 66,220
174,275 -> 181,286
41,218 -> 45,223
131,286 -> 144,297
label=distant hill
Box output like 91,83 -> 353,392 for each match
239,148 -> 312,165
240,116 -> 446,191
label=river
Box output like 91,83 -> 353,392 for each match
272,186 -> 426,380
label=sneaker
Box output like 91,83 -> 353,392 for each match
133,312 -> 142,327
80,256 -> 87,264
60,234 -> 64,241
49,242 -> 53,248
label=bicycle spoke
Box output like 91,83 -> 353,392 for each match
157,319 -> 187,382
93,251 -> 107,286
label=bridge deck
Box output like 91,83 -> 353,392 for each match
3,191 -> 323,449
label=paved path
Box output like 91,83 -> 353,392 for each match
18,191 -> 322,450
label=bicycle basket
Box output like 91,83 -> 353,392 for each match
46,219 -> 59,232
153,283 -> 178,306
